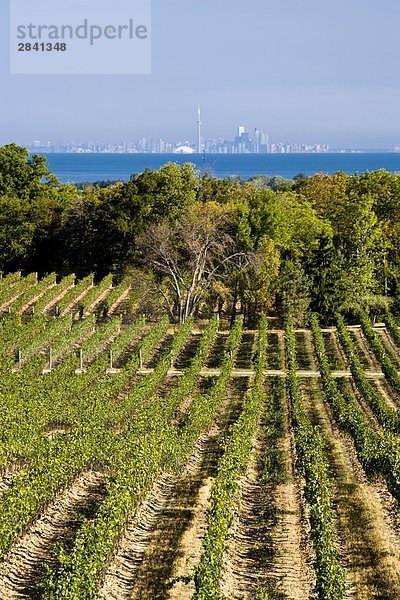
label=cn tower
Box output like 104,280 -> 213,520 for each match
197,105 -> 202,154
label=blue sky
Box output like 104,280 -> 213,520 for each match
1,0 -> 400,147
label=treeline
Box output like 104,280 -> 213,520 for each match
1,143 -> 400,324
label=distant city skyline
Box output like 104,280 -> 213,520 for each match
26,136 -> 400,154
26,112 -> 400,155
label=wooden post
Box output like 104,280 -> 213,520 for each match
79,348 -> 83,370
170,352 -> 174,369
49,347 -> 53,371
139,349 -> 143,369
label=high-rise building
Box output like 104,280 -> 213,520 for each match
261,131 -> 269,145
253,128 -> 261,153
260,130 -> 270,153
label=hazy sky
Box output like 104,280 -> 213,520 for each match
1,0 -> 400,147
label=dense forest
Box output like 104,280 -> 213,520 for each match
1,143 -> 399,325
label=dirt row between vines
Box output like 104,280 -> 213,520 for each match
0,470 -> 108,600
349,329 -> 381,371
338,378 -> 384,433
83,323 -> 123,366
111,323 -> 151,369
60,285 -> 93,316
99,378 -> 248,600
266,331 -> 285,371
108,287 -> 132,316
322,330 -> 348,371
371,379 -> 400,410
301,377 -> 400,599
83,286 -> 113,317
40,282 -> 75,315
19,285 -> 57,314
234,332 -> 256,370
295,331 -> 318,371
376,329 -> 400,368
220,379 -> 314,600
174,333 -> 203,370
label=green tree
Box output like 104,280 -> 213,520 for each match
240,235 -> 280,326
293,171 -> 348,220
0,144 -> 56,198
131,162 -> 198,221
277,259 -> 311,325
0,196 -> 35,271
334,193 -> 380,304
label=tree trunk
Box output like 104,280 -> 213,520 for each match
230,285 -> 238,328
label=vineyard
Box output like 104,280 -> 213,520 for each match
1,272 -> 400,599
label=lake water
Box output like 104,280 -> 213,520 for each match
42,152 -> 400,183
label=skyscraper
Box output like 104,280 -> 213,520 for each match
260,130 -> 270,153
253,128 -> 261,153
261,131 -> 269,146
